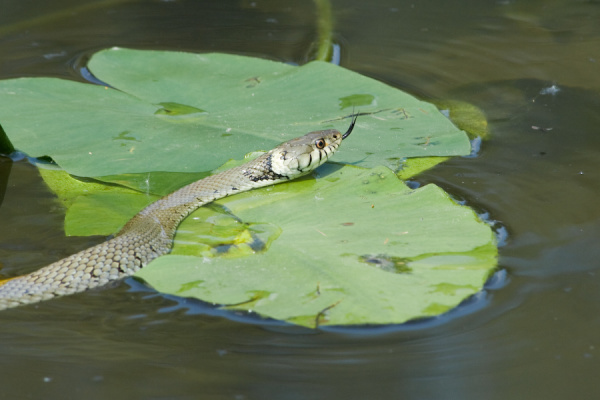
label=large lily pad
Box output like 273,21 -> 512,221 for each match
0,48 -> 470,180
138,164 -> 496,327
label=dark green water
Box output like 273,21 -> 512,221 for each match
1,0 -> 600,398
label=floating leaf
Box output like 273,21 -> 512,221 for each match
0,48 -> 470,180
137,164 -> 496,327
435,99 -> 490,140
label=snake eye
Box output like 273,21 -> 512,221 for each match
315,139 -> 326,149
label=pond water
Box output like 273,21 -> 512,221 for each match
1,0 -> 600,398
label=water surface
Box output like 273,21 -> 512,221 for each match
1,0 -> 600,398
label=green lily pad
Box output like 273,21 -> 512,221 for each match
137,164 -> 496,327
435,99 -> 490,140
0,48 -> 470,180
36,167 -> 157,236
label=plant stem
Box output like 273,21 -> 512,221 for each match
313,0 -> 334,62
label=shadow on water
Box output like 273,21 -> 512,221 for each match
0,156 -> 11,207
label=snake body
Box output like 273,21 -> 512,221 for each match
0,118 -> 356,310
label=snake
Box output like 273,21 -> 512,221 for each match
0,116 -> 356,310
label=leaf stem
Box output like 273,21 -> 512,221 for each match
313,0 -> 335,62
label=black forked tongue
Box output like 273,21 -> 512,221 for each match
342,113 -> 358,140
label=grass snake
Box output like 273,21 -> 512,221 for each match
0,115 -> 357,310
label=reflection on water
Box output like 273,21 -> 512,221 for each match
0,0 -> 600,399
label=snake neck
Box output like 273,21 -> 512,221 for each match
117,151 -> 290,243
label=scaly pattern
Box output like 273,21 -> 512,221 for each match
0,121 -> 356,310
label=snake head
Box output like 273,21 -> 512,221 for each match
270,114 -> 357,178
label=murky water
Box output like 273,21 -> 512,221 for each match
1,0 -> 600,398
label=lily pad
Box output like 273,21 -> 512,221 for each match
0,48 -> 470,180
137,164 -> 496,327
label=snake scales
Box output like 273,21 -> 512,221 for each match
0,116 -> 356,310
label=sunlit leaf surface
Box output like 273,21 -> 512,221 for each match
0,48 -> 470,179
